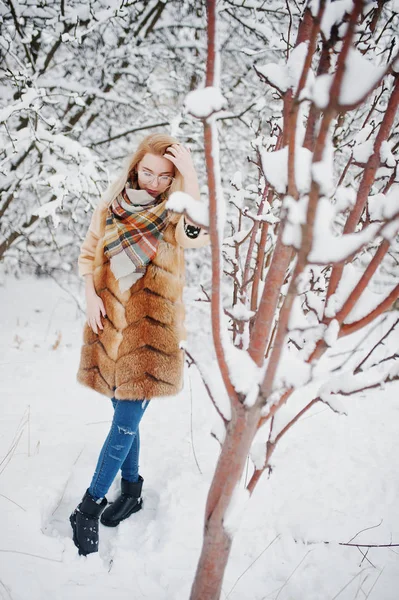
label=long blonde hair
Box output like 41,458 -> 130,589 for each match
101,133 -> 184,207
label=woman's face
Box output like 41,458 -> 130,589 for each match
136,153 -> 175,198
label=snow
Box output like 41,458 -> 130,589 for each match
221,327 -> 261,395
1,276 -> 399,599
309,198 -> 379,264
256,62 -> 289,92
319,363 -> 395,399
311,137 -> 334,196
353,123 -> 373,145
223,226 -> 253,246
32,198 -> 63,228
311,73 -> 332,109
274,352 -> 312,390
334,185 -> 356,214
324,318 -> 340,346
184,86 -> 227,119
249,442 -> 267,471
36,78 -> 134,107
166,191 -> 209,227
229,302 -> 255,322
380,141 -> 396,168
320,0 -> 353,39
282,195 -> 308,249
190,357 -> 232,422
353,138 -> 374,164
325,261 -> 398,324
369,185 -> 399,221
257,43 -> 312,94
35,123 -> 94,162
261,146 -> 313,194
244,383 -> 262,409
0,88 -> 39,123
382,217 -> 399,242
319,393 -> 348,415
310,46 -> 387,110
224,483 -> 250,538
340,48 -> 386,106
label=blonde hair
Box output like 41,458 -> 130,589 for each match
101,133 -> 184,207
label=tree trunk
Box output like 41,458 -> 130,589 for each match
190,403 -> 261,599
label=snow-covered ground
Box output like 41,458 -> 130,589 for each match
1,275 -> 398,600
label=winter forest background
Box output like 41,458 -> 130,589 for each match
1,1 -> 399,600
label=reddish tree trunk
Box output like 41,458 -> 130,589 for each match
190,404 -> 261,599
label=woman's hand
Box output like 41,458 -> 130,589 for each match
84,274 -> 106,334
164,143 -> 196,180
164,143 -> 201,201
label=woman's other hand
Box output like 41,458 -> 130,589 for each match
84,274 -> 106,334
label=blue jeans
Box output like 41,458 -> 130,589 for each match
88,398 -> 150,501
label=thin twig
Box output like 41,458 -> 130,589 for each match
0,494 -> 26,512
275,550 -> 313,599
331,567 -> 372,600
185,350 -> 229,425
364,567 -> 385,599
225,534 -> 280,598
188,367 -> 203,475
0,549 -> 62,563
347,519 -> 383,544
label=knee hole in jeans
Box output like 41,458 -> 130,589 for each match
117,425 -> 136,436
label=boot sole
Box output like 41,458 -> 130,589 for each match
100,498 -> 143,527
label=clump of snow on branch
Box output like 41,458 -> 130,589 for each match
275,354 -> 312,391
339,48 -> 385,106
256,42 -> 312,94
319,0 -> 353,39
229,301 -> 255,321
380,141 -> 396,167
325,261 -> 398,323
32,199 -> 63,228
0,88 -> 42,123
261,146 -> 313,194
312,137 -> 335,196
282,195 -> 308,249
309,199 -> 379,263
368,186 -> 399,222
221,335 -> 262,396
319,362 -> 397,403
310,48 -> 385,109
324,319 -> 340,346
166,191 -> 209,227
184,86 -> 227,118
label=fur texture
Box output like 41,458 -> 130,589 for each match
77,217 -> 186,401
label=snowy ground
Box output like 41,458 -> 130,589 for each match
1,275 -> 398,600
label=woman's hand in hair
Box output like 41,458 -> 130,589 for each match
165,144 -> 201,201
84,274 -> 107,334
164,144 -> 196,180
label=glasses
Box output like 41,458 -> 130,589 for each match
137,170 -> 174,187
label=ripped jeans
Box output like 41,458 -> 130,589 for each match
88,398 -> 150,501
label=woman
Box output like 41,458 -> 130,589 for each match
70,133 -> 209,556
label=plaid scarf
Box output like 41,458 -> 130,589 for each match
104,183 -> 168,292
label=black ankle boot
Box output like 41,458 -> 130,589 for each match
69,489 -> 107,556
100,476 -> 143,527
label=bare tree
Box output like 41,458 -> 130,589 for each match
186,1 -> 399,598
